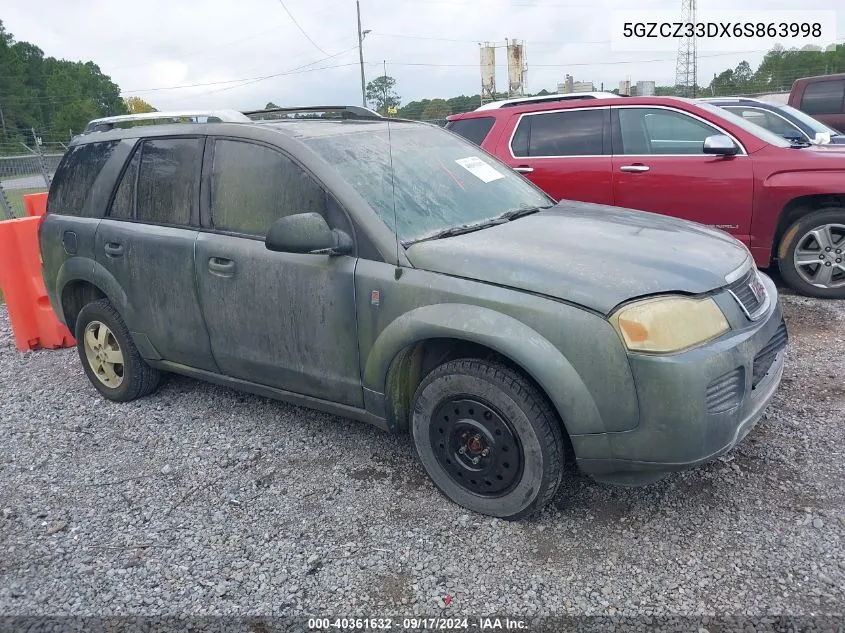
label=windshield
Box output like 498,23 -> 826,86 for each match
696,102 -> 792,147
775,104 -> 841,136
302,123 -> 553,243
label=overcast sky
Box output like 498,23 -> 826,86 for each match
4,0 -> 844,111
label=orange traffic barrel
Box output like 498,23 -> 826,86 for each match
23,192 -> 48,217
0,215 -> 75,351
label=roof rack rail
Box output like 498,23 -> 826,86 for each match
243,105 -> 383,120
83,109 -> 252,133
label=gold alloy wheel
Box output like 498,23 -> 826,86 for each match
83,321 -> 125,388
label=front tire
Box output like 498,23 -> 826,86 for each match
75,299 -> 161,402
778,208 -> 845,299
411,359 -> 564,519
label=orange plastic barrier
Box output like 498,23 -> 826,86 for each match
23,192 -> 48,217
0,216 -> 75,351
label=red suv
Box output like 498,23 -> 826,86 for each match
446,96 -> 845,298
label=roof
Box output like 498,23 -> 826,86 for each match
82,106 -> 385,135
474,91 -> 622,111
260,118 -> 423,139
449,95 -> 698,119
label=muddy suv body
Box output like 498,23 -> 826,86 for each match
40,106 -> 787,518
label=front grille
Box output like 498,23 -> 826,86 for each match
727,269 -> 767,319
706,367 -> 745,414
752,321 -> 788,389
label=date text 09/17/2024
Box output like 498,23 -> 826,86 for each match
307,617 -> 528,630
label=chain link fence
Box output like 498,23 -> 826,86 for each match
0,134 -> 64,219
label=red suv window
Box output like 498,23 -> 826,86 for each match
446,116 -> 496,145
511,109 -> 605,157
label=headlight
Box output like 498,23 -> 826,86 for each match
610,295 -> 729,354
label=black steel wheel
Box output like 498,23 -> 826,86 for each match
411,358 -> 564,519
430,398 -> 523,497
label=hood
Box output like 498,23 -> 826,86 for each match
405,200 -> 750,314
806,142 -> 845,152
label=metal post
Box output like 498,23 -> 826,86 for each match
32,128 -> 52,188
0,180 -> 14,219
357,0 -> 367,107
383,60 -> 388,113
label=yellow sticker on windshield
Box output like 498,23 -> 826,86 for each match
455,156 -> 505,183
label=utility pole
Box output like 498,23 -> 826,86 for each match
357,0 -> 367,107
674,0 -> 697,98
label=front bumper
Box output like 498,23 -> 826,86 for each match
575,272 -> 787,485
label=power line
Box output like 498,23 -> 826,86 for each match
2,39 -> 843,109
374,49 -> 790,69
107,25 -> 290,71
274,0 -> 332,56
155,49 -> 363,103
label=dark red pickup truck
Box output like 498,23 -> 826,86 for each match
446,96 -> 845,298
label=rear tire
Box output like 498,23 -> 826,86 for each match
410,359 -> 564,519
778,208 -> 845,299
75,299 -> 161,402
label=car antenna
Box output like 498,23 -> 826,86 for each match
384,59 -> 402,279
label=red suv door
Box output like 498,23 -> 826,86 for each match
493,107 -> 614,205
610,105 -> 754,243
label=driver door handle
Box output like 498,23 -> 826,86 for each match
104,242 -> 124,257
208,257 -> 235,277
513,166 -> 534,173
619,164 -> 650,173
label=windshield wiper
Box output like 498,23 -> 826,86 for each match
402,205 -> 554,246
496,204 -> 555,222
403,218 -> 509,246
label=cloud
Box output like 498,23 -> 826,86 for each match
4,0 -> 843,111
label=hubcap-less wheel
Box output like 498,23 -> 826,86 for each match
431,398 -> 523,496
83,321 -> 124,388
793,223 -> 845,289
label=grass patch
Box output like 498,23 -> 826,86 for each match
3,187 -> 48,218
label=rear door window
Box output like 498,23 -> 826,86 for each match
135,137 -> 203,226
801,80 -> 845,115
48,141 -> 120,216
511,109 -> 605,157
446,117 -> 495,145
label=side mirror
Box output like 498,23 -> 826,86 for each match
782,130 -> 806,142
265,213 -> 352,256
703,134 -> 739,156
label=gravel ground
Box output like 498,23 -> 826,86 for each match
0,289 -> 843,623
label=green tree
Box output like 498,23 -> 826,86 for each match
421,98 -> 451,120
0,19 -> 126,143
124,96 -> 157,113
366,75 -> 401,114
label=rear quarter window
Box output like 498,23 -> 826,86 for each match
801,80 -> 845,115
48,141 -> 120,216
445,117 -> 495,146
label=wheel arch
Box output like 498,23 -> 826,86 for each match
773,194 -> 845,262
57,258 -> 130,333
363,304 -> 605,442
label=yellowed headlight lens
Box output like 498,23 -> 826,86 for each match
610,296 -> 729,353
